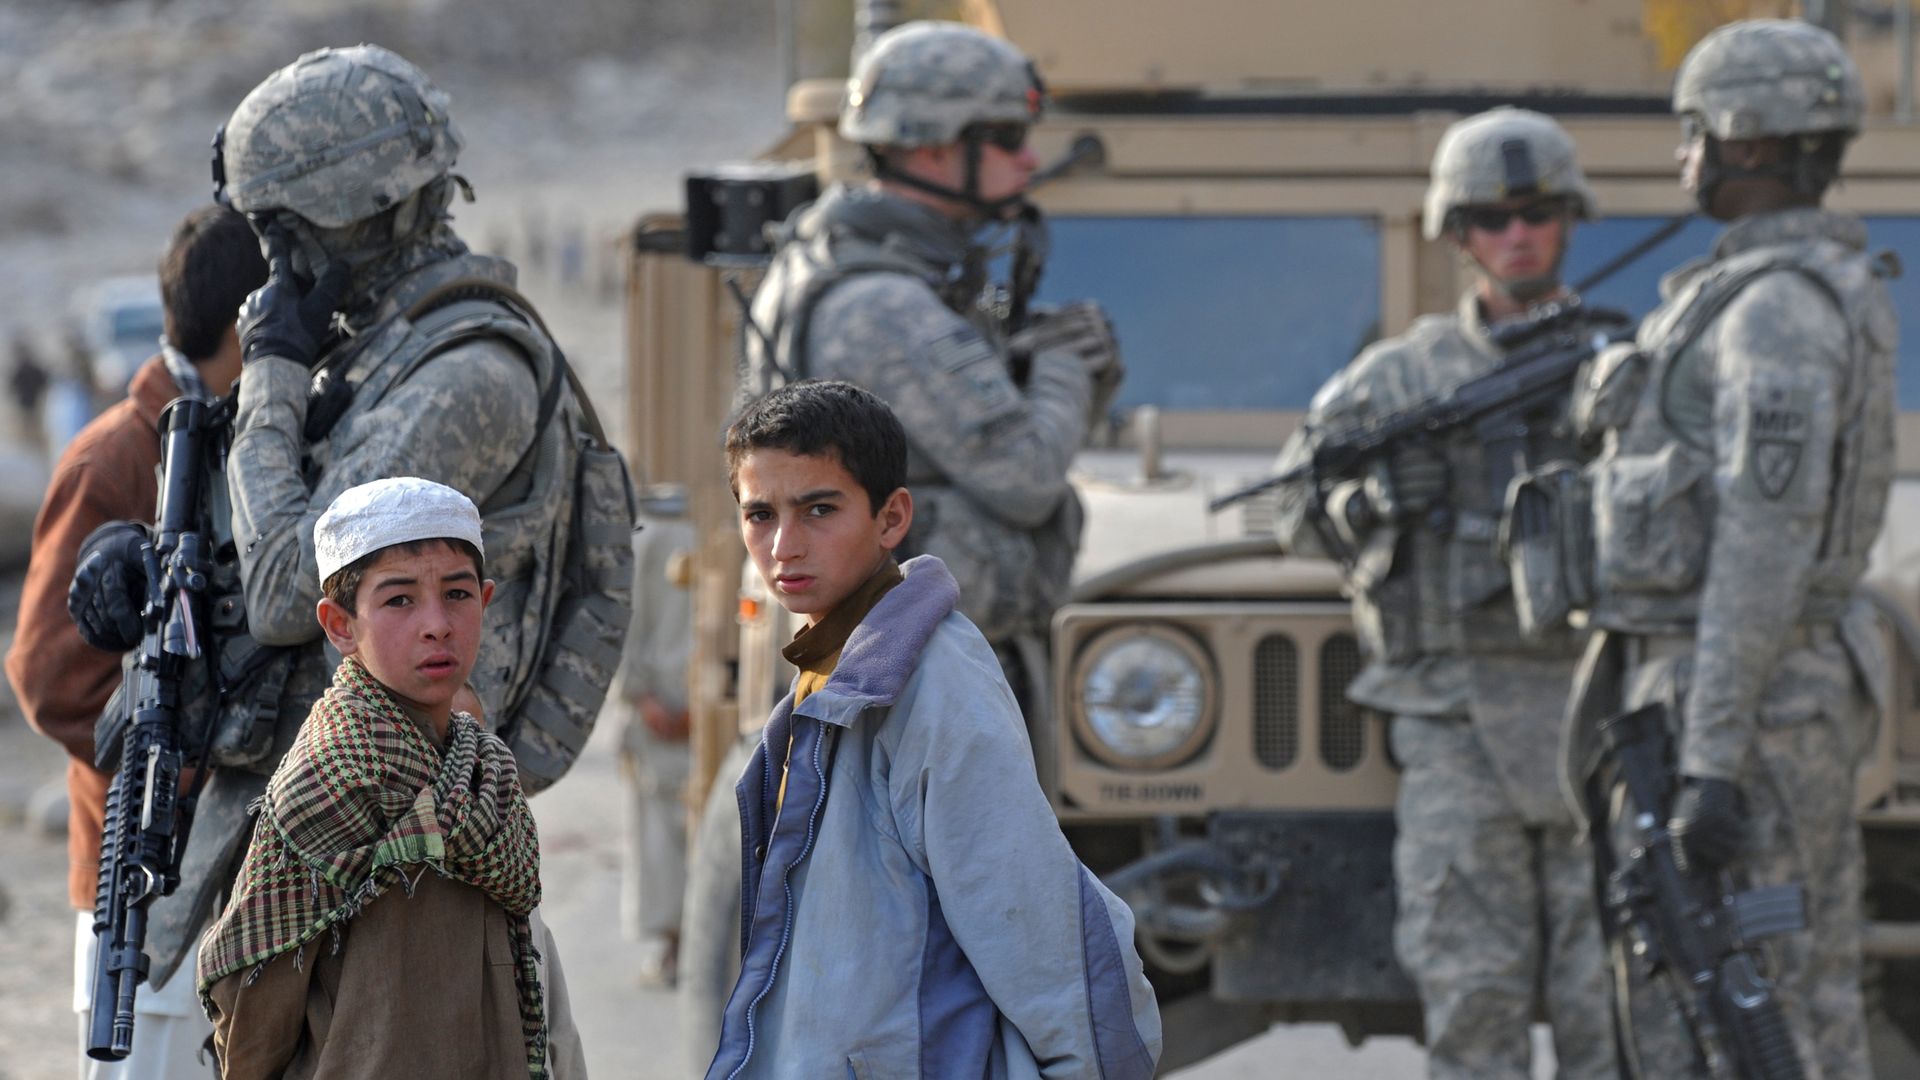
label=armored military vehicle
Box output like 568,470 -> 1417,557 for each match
625,0 -> 1920,1068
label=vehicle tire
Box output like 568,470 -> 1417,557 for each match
678,736 -> 754,1073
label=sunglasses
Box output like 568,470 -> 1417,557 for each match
968,123 -> 1030,154
1460,202 -> 1564,233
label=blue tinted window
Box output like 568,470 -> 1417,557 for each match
1560,214 -> 1717,321
1859,217 -> 1920,407
1567,214 -> 1920,407
1034,217 -> 1381,410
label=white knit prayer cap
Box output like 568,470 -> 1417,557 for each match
314,476 -> 485,585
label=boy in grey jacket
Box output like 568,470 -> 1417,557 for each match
705,380 -> 1160,1079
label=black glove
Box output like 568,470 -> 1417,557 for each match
1385,442 -> 1449,518
236,225 -> 350,367
1670,776 -> 1745,874
67,521 -> 150,652
1017,301 -> 1122,371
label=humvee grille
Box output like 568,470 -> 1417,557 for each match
1238,491 -> 1281,537
1252,634 -> 1299,769
1319,632 -> 1366,770
1053,603 -> 1400,812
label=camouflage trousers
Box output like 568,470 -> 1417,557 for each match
1602,642 -> 1872,1080
1390,714 -> 1618,1080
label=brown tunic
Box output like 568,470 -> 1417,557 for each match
209,873 -> 540,1080
207,704 -> 585,1079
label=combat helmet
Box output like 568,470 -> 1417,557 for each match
1423,107 -> 1597,241
217,45 -> 462,229
841,21 -> 1044,149
1675,19 -> 1863,142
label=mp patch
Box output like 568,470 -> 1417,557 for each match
1746,386 -> 1811,501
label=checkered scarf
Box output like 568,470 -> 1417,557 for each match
198,658 -> 547,1078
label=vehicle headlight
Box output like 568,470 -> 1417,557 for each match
1071,625 -> 1216,769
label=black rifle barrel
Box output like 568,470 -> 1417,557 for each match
87,398 -> 212,1060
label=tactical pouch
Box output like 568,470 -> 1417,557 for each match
1445,513 -> 1511,614
1569,341 -> 1647,440
205,640 -> 295,769
92,616 -> 293,774
1590,443 -> 1709,596
503,420 -> 636,794
1349,532 -> 1421,665
1499,461 -> 1593,638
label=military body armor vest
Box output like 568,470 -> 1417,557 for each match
743,190 -> 1080,642
1585,237 -> 1896,634
1344,305 -> 1597,672
743,190 -> 994,426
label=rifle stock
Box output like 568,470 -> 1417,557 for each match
87,397 -> 216,1060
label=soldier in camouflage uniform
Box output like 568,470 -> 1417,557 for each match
1564,20 -> 1895,1079
739,19 -> 1120,652
1271,108 -> 1617,1079
67,47 -> 619,1036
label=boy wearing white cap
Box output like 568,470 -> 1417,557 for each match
197,477 -> 573,1080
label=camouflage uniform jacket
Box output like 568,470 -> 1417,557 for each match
741,184 -> 1092,642
1578,208 -> 1896,782
149,252 -> 567,984
1273,290 -> 1593,714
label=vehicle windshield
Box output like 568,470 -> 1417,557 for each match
1037,213 -> 1920,411
1034,216 -> 1382,411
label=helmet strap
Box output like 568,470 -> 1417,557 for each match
866,144 -> 1028,220
964,137 -> 983,208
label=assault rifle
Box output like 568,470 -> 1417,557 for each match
1591,704 -> 1807,1080
1207,298 -> 1631,514
88,397 -> 220,1060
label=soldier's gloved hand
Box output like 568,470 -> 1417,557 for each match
1383,442 -> 1449,518
237,226 -> 350,367
1015,301 -> 1123,426
1015,302 -> 1123,377
1670,776 -> 1745,874
67,521 -> 150,652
